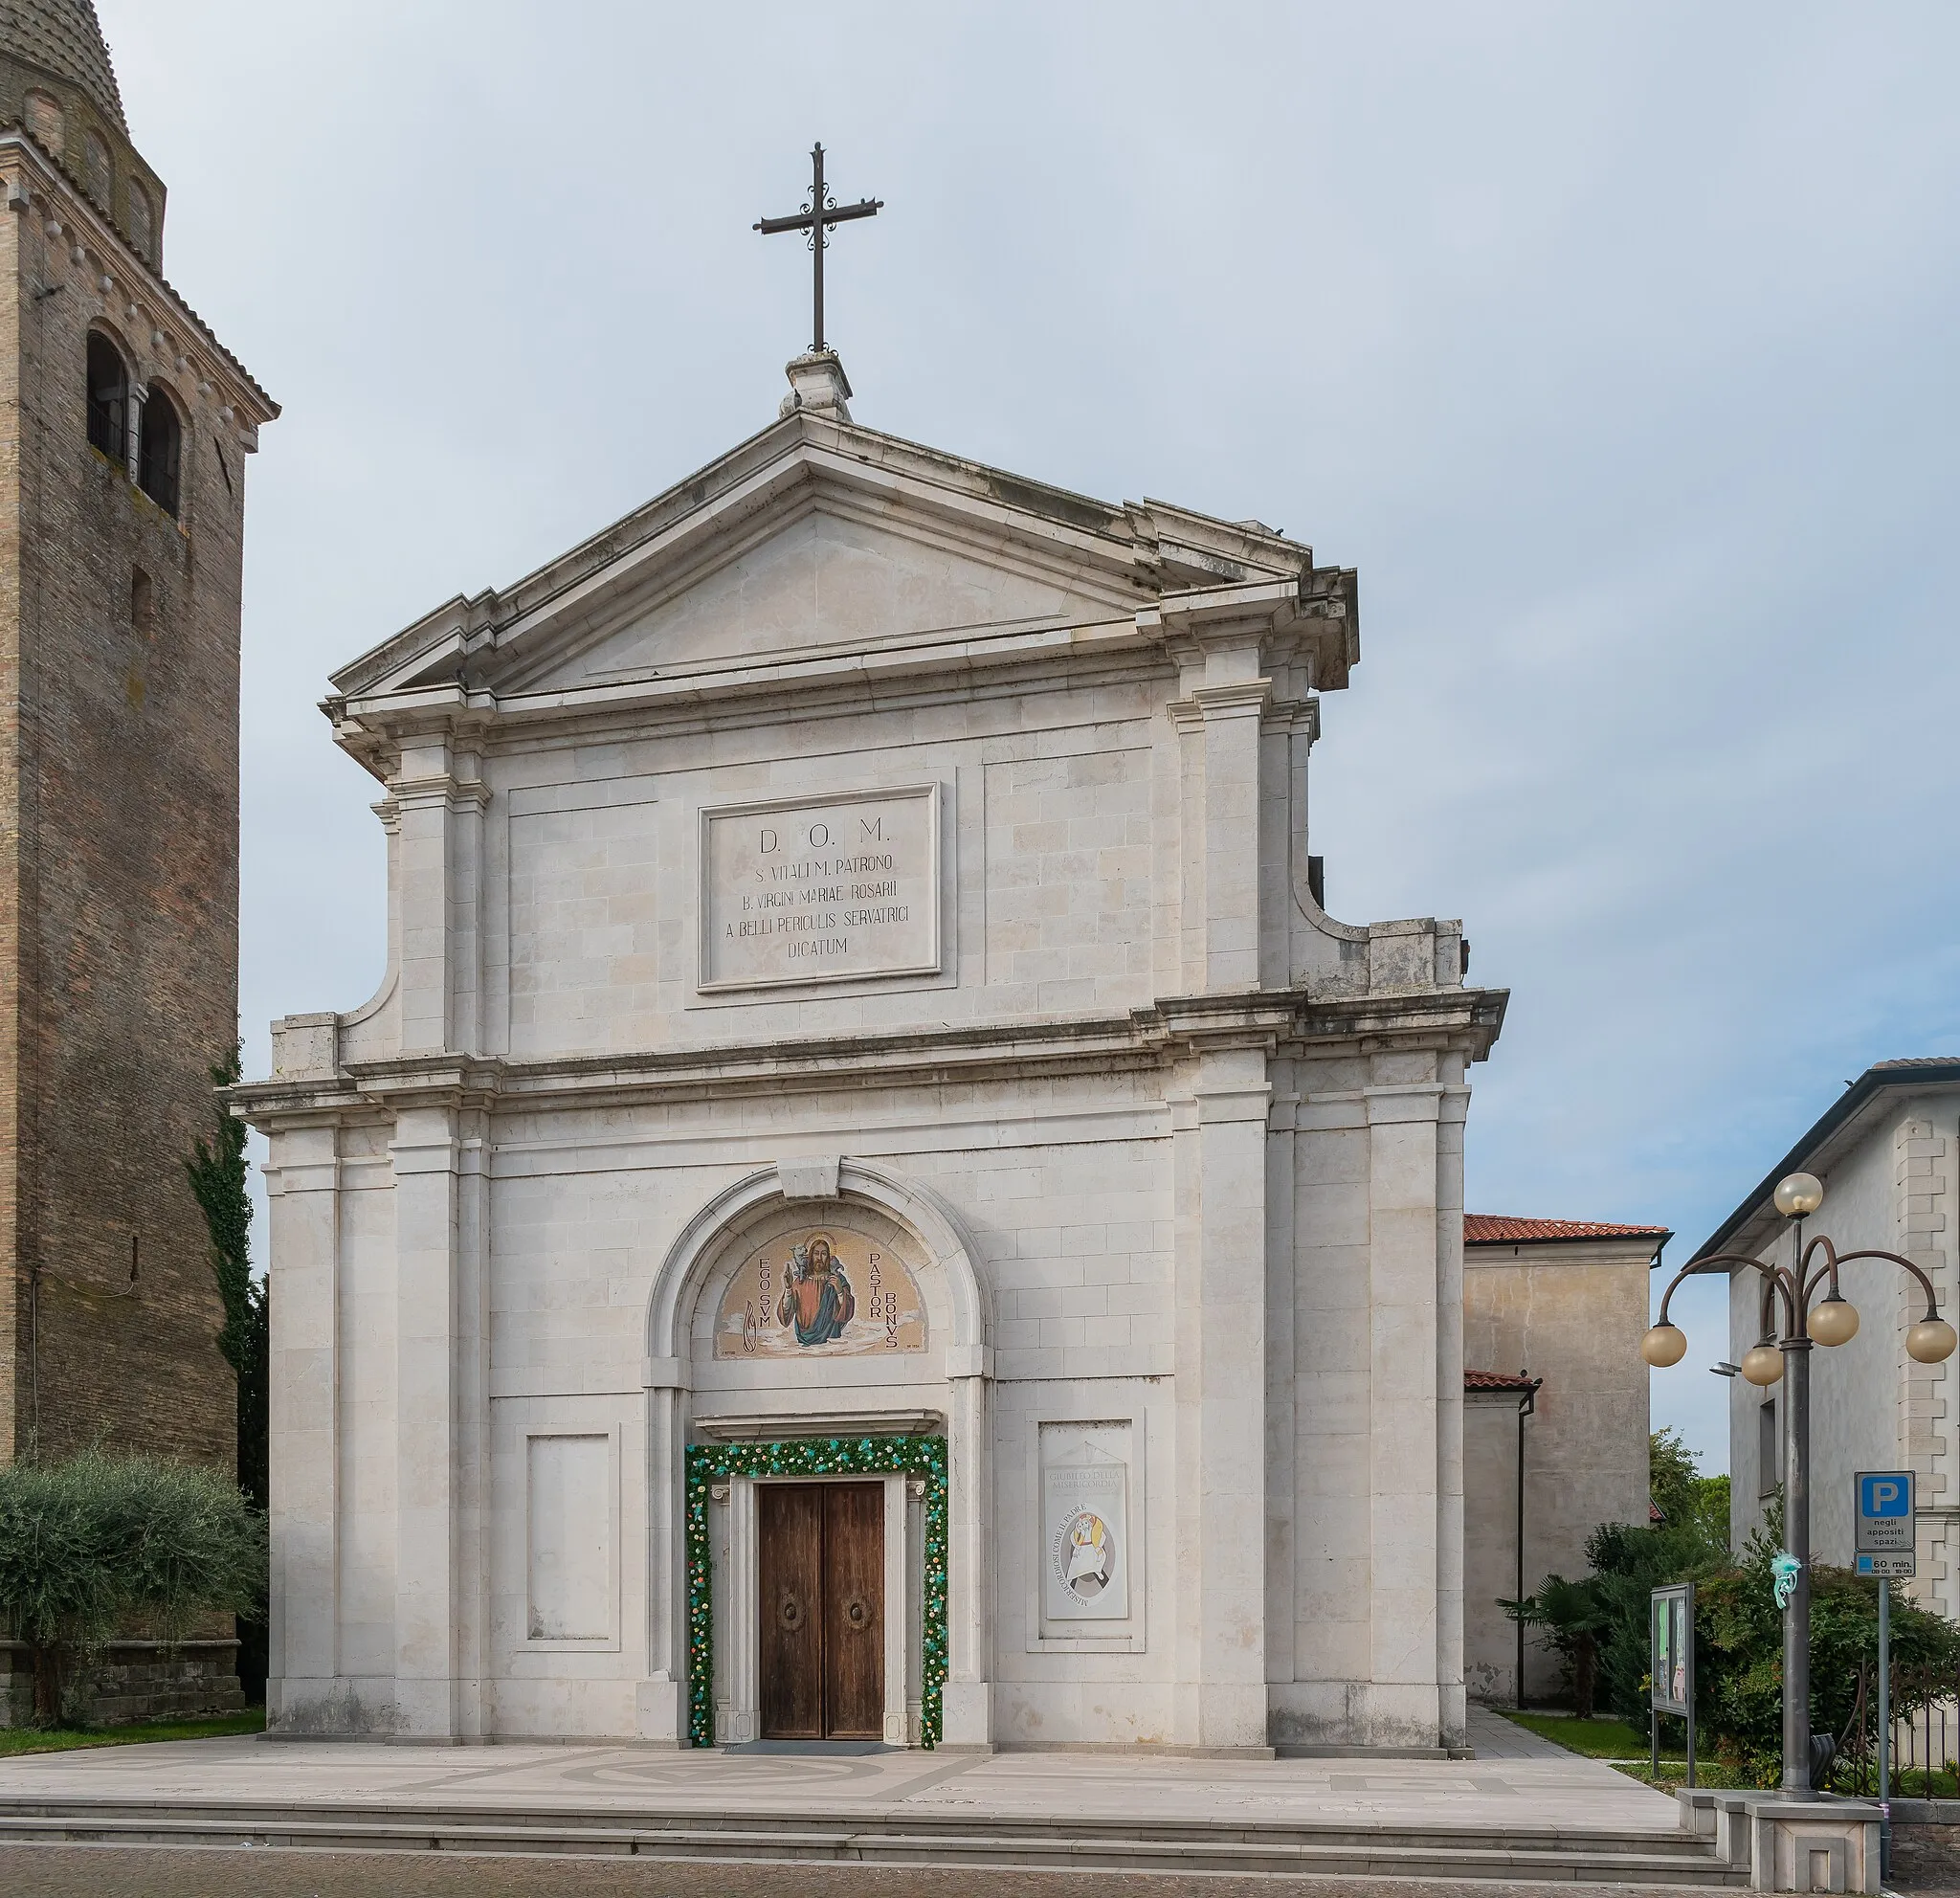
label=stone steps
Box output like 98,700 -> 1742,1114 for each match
0,1797 -> 1750,1883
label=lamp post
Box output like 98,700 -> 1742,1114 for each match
1642,1172 -> 1957,1795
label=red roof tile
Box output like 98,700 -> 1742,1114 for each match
1465,1370 -> 1540,1391
1464,1215 -> 1672,1244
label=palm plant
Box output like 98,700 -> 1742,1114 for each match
1503,1574 -> 1614,1717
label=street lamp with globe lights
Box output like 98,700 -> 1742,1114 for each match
1643,1172 -> 1957,1794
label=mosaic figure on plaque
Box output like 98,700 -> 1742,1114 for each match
1060,1511 -> 1114,1600
777,1235 -> 856,1347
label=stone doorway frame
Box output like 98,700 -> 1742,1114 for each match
693,1459 -> 936,1741
642,1159 -> 993,1751
690,1448 -> 943,1748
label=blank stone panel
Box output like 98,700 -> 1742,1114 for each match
526,1435 -> 612,1641
508,803 -> 659,1056
983,748 -> 1153,1010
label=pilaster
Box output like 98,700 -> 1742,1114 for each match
1364,1081 -> 1447,1749
1169,700 -> 1206,991
638,1359 -> 687,1743
1263,697 -> 1318,989
882,1472 -> 911,1746
452,1106 -> 491,1737
1264,1077 -> 1300,1690
1435,1078 -> 1469,1748
390,1103 -> 462,1737
1173,1041 -> 1273,1751
1193,675 -> 1271,993
942,1346 -> 993,1747
391,736 -> 490,1059
1896,1116 -> 1953,1614
263,1119 -> 341,1722
714,1479 -> 759,1746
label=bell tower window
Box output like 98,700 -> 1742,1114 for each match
86,332 -> 127,464
126,184 -> 153,266
83,130 -> 111,210
138,386 -> 182,515
24,92 -> 62,155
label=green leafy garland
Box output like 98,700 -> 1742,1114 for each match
684,1435 -> 948,1749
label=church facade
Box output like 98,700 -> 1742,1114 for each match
240,351 -> 1505,1753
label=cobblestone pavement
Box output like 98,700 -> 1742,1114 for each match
0,1844 -> 1727,1898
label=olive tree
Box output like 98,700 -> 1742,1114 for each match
0,1451 -> 265,1725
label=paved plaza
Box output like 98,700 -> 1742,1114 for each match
0,1722 -> 1677,1837
0,1709 -> 1744,1888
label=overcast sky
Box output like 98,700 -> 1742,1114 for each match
96,3 -> 1960,1471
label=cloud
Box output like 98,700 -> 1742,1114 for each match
97,0 -> 1960,1471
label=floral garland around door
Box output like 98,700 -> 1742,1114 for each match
683,1433 -> 949,1749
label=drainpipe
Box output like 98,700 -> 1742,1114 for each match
1516,1375 -> 1540,1708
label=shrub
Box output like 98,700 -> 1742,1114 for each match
1691,1516 -> 1960,1783
0,1450 -> 266,1725
1586,1518 -> 1729,1727
1519,1496 -> 1960,1785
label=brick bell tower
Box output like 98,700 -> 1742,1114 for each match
0,4 -> 277,1472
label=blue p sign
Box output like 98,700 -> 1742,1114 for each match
1862,1475 -> 1908,1518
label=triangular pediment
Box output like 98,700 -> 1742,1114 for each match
329,410 -> 1330,710
492,485 -> 1139,697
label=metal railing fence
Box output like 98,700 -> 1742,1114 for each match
1832,1659 -> 1960,1798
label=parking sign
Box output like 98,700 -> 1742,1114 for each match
1856,1469 -> 1915,1577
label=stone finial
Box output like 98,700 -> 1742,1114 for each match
781,350 -> 853,422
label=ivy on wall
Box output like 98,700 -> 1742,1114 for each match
684,1434 -> 948,1749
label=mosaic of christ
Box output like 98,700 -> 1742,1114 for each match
715,1226 -> 928,1359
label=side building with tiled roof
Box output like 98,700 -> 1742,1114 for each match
1694,1060 -> 1960,1619
1461,1215 -> 1669,1705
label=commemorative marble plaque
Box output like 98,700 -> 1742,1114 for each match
700,784 -> 939,990
1041,1427 -> 1131,1624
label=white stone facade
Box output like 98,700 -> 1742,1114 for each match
1715,1067 -> 1960,1615
237,358 -> 1506,1753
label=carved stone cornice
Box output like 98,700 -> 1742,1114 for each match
1263,696 -> 1320,740
1188,678 -> 1273,718
388,771 -> 491,813
229,982 -> 1510,1129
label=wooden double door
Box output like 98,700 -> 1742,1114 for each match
758,1481 -> 885,1741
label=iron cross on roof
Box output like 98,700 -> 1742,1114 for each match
754,144 -> 882,356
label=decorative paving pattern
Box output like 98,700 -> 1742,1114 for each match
0,1732 -> 1683,1832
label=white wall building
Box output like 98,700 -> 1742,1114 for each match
1705,1059 -> 1960,1613
237,352 -> 1507,1754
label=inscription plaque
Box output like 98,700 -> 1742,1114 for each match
700,784 -> 940,991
